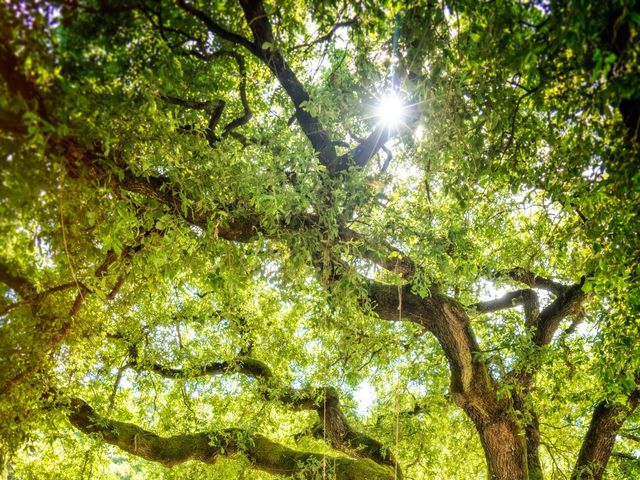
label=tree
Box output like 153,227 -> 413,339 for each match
1,0 -> 639,478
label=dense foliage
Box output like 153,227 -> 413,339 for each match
1,1 -> 639,479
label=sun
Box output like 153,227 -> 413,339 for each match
375,93 -> 406,128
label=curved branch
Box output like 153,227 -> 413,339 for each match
220,51 -> 252,137
533,283 -> 585,346
130,346 -> 273,382
505,268 -> 567,295
125,343 -> 398,471
175,0 -> 257,54
65,397 -> 393,479
290,18 -> 358,52
366,282 -> 489,401
366,281 -> 529,477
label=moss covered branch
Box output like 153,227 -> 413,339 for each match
125,343 -> 399,472
66,397 -> 394,479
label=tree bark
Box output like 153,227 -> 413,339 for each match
368,282 -> 529,479
571,390 -> 640,480
475,417 -> 528,480
66,397 -> 394,480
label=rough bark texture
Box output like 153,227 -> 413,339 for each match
66,397 -> 394,480
368,282 -> 529,479
124,343 -> 399,472
0,3 -> 633,480
525,413 -> 543,480
572,390 -> 640,480
476,418 -> 528,480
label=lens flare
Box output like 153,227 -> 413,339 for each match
375,93 -> 406,127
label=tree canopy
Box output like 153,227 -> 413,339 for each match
1,1 -> 639,479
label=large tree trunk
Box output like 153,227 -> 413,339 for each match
572,390 -> 639,480
369,282 -> 530,479
475,416 -> 528,480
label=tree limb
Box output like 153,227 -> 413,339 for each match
290,18 -> 358,52
505,268 -> 567,295
620,431 -> 640,443
571,389 -> 640,480
366,282 -> 491,404
473,289 -> 536,314
124,342 -> 398,470
237,0 -> 338,173
0,262 -> 36,298
611,451 -> 640,462
533,283 -> 585,346
175,0 -> 257,54
338,124 -> 391,170
65,396 -> 394,479
366,280 -> 529,477
0,240 -> 145,395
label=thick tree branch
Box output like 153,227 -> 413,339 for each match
367,282 -> 490,405
65,396 -> 394,479
129,347 -> 273,382
125,342 -> 398,470
505,268 -> 567,295
533,283 -> 585,346
338,124 -> 391,170
366,281 -> 528,477
237,0 -> 339,173
0,108 -> 28,134
572,389 -> 640,480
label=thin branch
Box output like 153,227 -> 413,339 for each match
220,52 -> 252,137
0,239 -> 146,396
339,227 -> 415,279
137,4 -> 205,55
611,452 -> 640,462
620,432 -> 640,443
380,144 -> 393,172
176,0 -> 258,54
160,51 -> 251,145
290,18 -> 358,52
